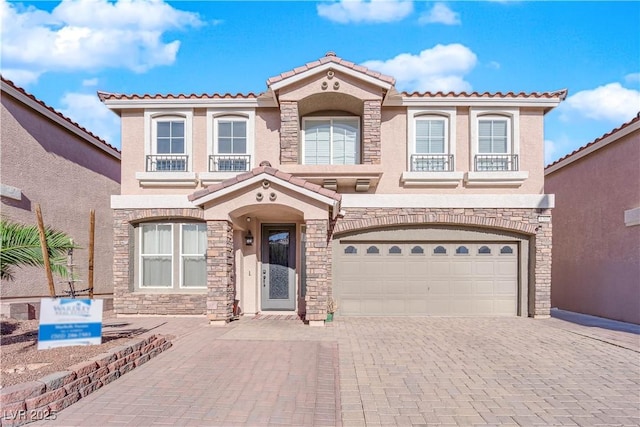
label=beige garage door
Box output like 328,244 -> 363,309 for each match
334,242 -> 518,316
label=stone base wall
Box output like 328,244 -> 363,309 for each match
112,208 -> 206,316
0,335 -> 171,427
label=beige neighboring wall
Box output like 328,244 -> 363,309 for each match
1,83 -> 121,300
545,118 -> 640,324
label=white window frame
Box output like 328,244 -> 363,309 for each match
301,117 -> 361,165
144,110 -> 194,171
206,109 -> 255,167
137,222 -> 208,291
401,107 -> 462,186
470,108 -> 520,170
408,107 -> 456,170
139,223 -> 174,289
179,223 -> 207,289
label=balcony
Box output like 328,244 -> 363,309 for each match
209,155 -> 251,172
146,155 -> 189,172
401,154 -> 463,187
136,155 -> 196,187
466,154 -> 528,187
410,154 -> 454,172
474,154 -> 518,172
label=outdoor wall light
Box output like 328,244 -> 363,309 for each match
245,230 -> 254,246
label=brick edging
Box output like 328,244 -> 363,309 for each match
0,335 -> 172,426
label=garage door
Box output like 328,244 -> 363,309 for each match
334,242 -> 518,316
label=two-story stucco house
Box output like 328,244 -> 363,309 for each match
100,53 -> 565,326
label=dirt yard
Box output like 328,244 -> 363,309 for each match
0,312 -> 149,388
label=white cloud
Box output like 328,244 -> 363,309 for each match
0,0 -> 203,84
560,83 -> 640,123
0,68 -> 42,86
625,72 -> 640,85
317,0 -> 413,24
544,139 -> 556,165
59,92 -> 121,148
418,3 -> 460,25
362,44 -> 477,92
82,78 -> 99,87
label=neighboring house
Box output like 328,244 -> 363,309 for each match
545,114 -> 640,325
100,52 -> 565,326
1,77 -> 121,305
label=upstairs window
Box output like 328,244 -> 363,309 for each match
145,111 -> 193,172
407,108 -> 456,172
211,117 -> 250,172
303,117 -> 360,165
472,111 -> 520,172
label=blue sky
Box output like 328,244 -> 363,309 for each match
2,0 -> 639,165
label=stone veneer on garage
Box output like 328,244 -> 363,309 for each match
112,207 -> 551,320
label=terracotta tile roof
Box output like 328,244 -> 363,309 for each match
401,89 -> 568,100
97,91 -> 259,101
189,165 -> 342,203
1,76 -> 120,154
545,112 -> 640,169
266,51 -> 396,87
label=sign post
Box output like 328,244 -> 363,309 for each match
38,298 -> 103,350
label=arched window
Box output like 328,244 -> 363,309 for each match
500,246 -> 514,254
456,246 -> 469,255
366,246 -> 380,254
478,246 -> 491,254
411,246 -> 424,255
389,246 -> 402,254
344,245 -> 357,254
433,246 -> 447,255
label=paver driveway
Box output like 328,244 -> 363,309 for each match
33,314 -> 639,426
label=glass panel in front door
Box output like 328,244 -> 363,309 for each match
268,231 -> 290,299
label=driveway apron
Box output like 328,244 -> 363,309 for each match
32,315 -> 639,426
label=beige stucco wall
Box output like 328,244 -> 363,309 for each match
1,92 -> 120,299
119,102 -> 547,196
546,128 -> 640,324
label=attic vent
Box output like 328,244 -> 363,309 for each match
325,51 -> 336,57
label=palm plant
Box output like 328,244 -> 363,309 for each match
0,218 -> 76,281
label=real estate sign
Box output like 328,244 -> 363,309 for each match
38,298 -> 103,350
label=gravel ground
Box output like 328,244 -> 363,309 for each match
0,312 -> 149,388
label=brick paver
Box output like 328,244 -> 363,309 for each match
31,313 -> 639,426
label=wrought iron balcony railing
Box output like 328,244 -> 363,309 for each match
146,155 -> 188,172
410,154 -> 454,172
474,154 -> 519,172
209,155 -> 251,172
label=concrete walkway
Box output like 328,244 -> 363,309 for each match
33,312 -> 639,426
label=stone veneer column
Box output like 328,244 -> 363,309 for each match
362,100 -> 382,164
206,220 -> 235,325
304,219 -> 330,325
533,210 -> 552,318
280,100 -> 299,164
112,210 -> 131,315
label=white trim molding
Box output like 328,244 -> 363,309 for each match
135,172 -> 198,187
269,62 -> 393,92
401,171 -> 464,187
624,207 -> 640,227
341,194 -> 554,209
111,195 -> 196,209
465,171 -> 529,187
